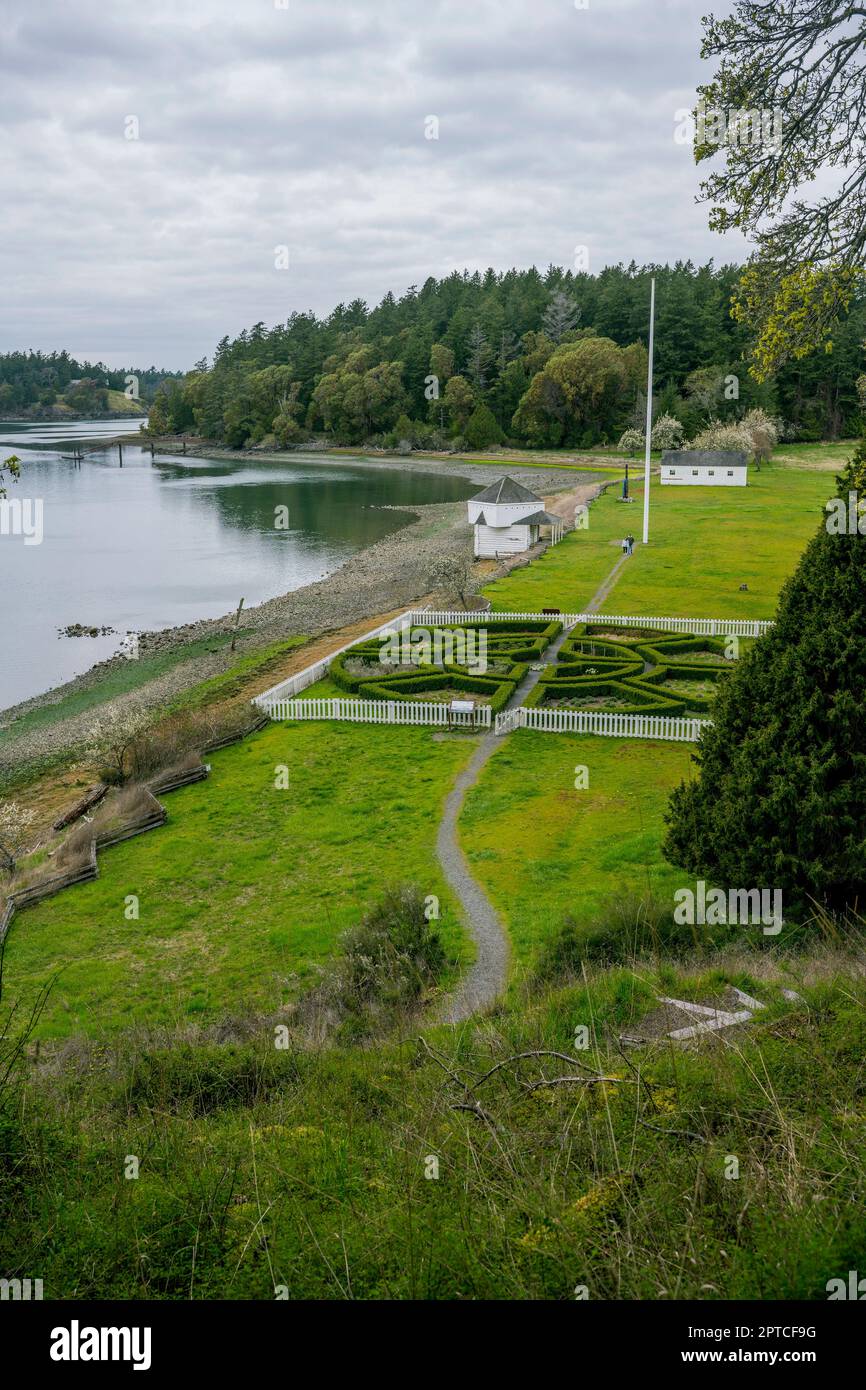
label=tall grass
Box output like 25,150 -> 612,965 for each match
2,938 -> 865,1300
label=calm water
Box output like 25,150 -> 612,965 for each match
0,420 -> 475,709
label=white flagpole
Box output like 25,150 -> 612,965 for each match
642,275 -> 656,545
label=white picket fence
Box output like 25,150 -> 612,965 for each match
261,696 -> 492,729
495,706 -> 710,742
411,609 -> 772,638
572,613 -> 771,638
254,608 -> 417,708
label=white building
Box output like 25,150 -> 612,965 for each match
467,476 -> 565,558
660,449 -> 749,487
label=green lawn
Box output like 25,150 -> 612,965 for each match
484,460 -> 841,618
460,731 -> 693,969
5,721 -> 477,1039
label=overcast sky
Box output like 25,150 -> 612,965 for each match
1,0 -> 744,371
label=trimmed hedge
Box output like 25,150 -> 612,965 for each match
358,671 -> 517,711
561,636 -> 640,661
526,677 -> 686,715
446,618 -> 561,637
326,623 -> 542,721
548,658 -> 641,681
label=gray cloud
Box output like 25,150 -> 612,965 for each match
0,0 -> 743,369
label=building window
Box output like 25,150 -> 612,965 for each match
708,469 -> 715,476
727,470 -> 734,476
692,469 -> 699,476
668,469 -> 676,476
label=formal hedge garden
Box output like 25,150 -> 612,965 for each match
527,624 -> 737,716
328,620 -> 561,715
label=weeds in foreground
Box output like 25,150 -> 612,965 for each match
1,936 -> 864,1300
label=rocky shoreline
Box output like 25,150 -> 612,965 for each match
0,451 -> 618,780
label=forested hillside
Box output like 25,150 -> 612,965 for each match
0,350 -> 180,417
148,262 -> 866,450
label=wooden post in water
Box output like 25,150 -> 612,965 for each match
118,442 -> 123,466
230,597 -> 245,652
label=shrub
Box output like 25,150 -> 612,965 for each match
125,1043 -> 300,1115
300,885 -> 448,1038
534,893 -> 715,979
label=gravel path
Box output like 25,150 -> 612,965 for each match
436,732 -> 510,1023
435,553 -> 624,1023
436,624 -> 572,1022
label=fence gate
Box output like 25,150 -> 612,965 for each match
494,708 -> 523,736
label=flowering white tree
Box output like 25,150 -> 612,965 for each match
617,428 -> 645,456
650,413 -> 685,450
741,408 -> 780,464
690,420 -> 755,458
430,553 -> 475,609
86,705 -> 150,784
0,801 -> 37,874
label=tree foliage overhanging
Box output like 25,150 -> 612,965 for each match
663,442 -> 866,919
697,1 -> 866,378
146,262 -> 866,449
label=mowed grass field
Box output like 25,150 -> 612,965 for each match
6,721 -> 477,1040
486,454 -> 844,618
460,732 -> 693,969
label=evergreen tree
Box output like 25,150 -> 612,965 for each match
465,325 -> 493,389
465,403 -> 504,449
542,288 -> 581,342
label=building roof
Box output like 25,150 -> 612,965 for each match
470,475 -> 543,504
661,449 -> 748,469
473,508 -> 560,529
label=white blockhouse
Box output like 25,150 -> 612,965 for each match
467,476 -> 565,558
660,449 -> 749,487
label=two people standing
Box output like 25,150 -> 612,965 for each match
621,533 -> 635,556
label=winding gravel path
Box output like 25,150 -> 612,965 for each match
436,731 -> 509,1023
435,533 -> 634,1022
436,624 -> 571,1023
